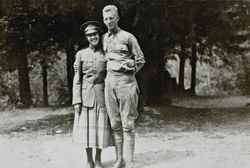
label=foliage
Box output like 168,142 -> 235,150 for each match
29,51 -> 69,106
0,0 -> 250,108
0,70 -> 19,110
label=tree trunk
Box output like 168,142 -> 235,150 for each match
17,54 -> 32,106
241,54 -> 250,94
137,69 -> 148,111
65,41 -> 74,104
42,60 -> 48,106
178,43 -> 186,91
190,42 -> 197,95
145,49 -> 168,104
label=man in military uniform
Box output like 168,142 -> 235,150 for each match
102,5 -> 145,168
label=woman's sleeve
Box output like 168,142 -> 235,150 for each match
72,52 -> 82,105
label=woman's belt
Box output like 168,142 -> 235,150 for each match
82,78 -> 104,85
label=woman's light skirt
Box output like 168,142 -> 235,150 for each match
72,102 -> 113,149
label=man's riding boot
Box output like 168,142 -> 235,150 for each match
124,130 -> 135,168
113,131 -> 125,168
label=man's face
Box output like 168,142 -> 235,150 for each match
103,11 -> 119,31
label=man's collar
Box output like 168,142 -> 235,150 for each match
108,27 -> 121,36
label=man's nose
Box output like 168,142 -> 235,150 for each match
106,18 -> 112,23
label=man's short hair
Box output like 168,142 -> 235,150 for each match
102,5 -> 119,17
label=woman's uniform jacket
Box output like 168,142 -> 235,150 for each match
72,47 -> 106,108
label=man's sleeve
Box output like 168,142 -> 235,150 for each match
128,35 -> 146,73
72,52 -> 82,105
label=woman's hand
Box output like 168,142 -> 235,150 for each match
74,104 -> 81,113
73,62 -> 78,73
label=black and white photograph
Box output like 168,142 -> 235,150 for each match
0,0 -> 250,168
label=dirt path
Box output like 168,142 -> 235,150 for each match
1,96 -> 250,168
1,131 -> 250,168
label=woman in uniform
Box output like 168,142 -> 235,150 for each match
72,21 -> 112,168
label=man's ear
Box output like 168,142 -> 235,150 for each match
117,16 -> 119,21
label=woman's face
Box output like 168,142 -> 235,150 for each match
86,32 -> 100,47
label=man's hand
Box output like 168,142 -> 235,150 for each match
74,104 -> 81,113
73,62 -> 78,73
127,59 -> 135,68
122,59 -> 136,73
124,67 -> 136,74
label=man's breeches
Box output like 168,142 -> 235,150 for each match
105,72 -> 139,132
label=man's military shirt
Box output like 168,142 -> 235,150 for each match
102,29 -> 145,73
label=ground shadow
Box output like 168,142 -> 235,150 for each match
102,149 -> 194,168
2,105 -> 250,135
1,113 -> 74,134
135,149 -> 195,167
137,106 -> 250,135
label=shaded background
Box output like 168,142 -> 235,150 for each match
0,0 -> 250,110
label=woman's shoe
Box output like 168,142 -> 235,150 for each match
94,160 -> 102,168
86,162 -> 94,168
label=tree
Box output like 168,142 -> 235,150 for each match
1,0 -> 40,106
1,0 -> 249,108
46,0 -> 104,104
195,1 -> 250,94
1,0 -> 60,106
164,0 -> 250,96
28,2 -> 60,106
